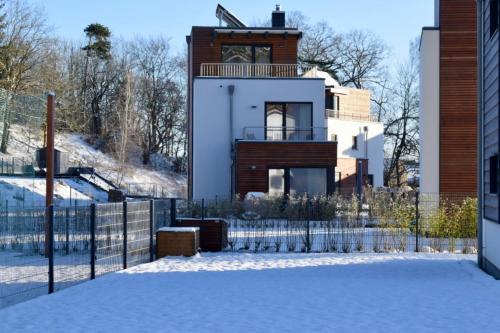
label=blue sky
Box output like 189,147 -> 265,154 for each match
27,0 -> 434,64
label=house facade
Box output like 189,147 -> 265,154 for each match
478,0 -> 500,279
187,5 -> 383,200
315,71 -> 384,191
419,0 -> 477,196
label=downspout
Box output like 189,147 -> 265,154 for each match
364,126 -> 368,159
477,0 -> 484,269
228,85 -> 235,200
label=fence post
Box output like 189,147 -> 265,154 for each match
170,198 -> 177,226
415,191 -> 420,253
64,208 -> 69,255
306,199 -> 311,253
48,205 -> 54,294
123,201 -> 128,269
201,198 -> 205,221
90,203 -> 96,280
149,199 -> 154,262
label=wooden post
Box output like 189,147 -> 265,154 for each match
45,93 -> 55,257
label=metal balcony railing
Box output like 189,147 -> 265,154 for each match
200,63 -> 315,78
242,127 -> 328,141
326,109 -> 379,122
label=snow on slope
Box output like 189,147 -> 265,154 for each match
0,177 -> 108,208
1,125 -> 186,198
0,252 -> 499,333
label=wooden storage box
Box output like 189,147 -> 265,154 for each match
156,227 -> 200,258
176,218 -> 228,252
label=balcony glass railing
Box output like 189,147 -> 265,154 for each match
200,63 -> 315,78
325,109 -> 379,122
242,127 -> 328,141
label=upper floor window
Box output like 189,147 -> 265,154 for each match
352,136 -> 358,150
222,45 -> 271,64
325,94 -> 340,111
490,154 -> 498,194
491,0 -> 499,38
266,102 -> 312,141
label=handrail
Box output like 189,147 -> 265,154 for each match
325,109 -> 379,122
242,126 -> 328,141
200,63 -> 314,78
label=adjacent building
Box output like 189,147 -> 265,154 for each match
478,0 -> 500,279
419,0 -> 477,196
318,71 -> 384,191
187,5 -> 383,200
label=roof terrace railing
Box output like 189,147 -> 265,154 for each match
200,63 -> 315,78
242,126 -> 328,141
326,109 -> 380,122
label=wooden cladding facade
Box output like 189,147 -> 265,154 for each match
439,0 -> 477,194
188,27 -> 300,79
235,141 -> 337,197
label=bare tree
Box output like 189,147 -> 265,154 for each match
0,0 -> 50,153
129,37 -> 185,167
383,41 -> 419,187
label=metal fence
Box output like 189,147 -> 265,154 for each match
0,199 -> 173,309
175,191 -> 478,254
0,157 -> 36,175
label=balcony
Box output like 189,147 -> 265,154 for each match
242,126 -> 327,141
326,109 -> 379,122
200,63 -> 315,78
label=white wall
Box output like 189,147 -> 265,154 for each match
327,118 -> 384,187
483,219 -> 500,270
419,29 -> 440,194
192,77 -> 325,200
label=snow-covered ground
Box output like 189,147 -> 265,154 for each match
0,177 -> 108,207
1,125 -> 186,198
0,252 -> 499,332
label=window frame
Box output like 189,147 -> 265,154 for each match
267,166 -> 335,196
490,154 -> 498,194
221,44 -> 273,64
490,0 -> 499,38
352,135 -> 358,150
265,102 -> 314,141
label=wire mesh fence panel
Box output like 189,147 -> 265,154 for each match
0,207 -> 48,309
181,192 -> 478,254
126,201 -> 151,267
153,199 -> 171,230
95,203 -> 124,277
53,206 -> 91,292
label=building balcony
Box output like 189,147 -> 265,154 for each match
200,63 -> 315,78
326,109 -> 379,122
242,126 -> 328,141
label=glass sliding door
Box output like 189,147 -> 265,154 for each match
221,45 -> 271,76
222,45 -> 252,63
266,104 -> 284,140
289,168 -> 327,197
286,104 -> 312,140
268,169 -> 285,196
268,167 -> 329,197
265,103 -> 312,141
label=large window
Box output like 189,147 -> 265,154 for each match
266,103 -> 312,140
491,0 -> 499,38
290,168 -> 327,197
268,169 -> 285,196
222,45 -> 271,64
325,94 -> 340,111
268,167 -> 329,197
490,154 -> 498,194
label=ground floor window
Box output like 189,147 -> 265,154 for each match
268,167 -> 331,197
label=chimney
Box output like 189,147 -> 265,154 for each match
272,4 -> 285,28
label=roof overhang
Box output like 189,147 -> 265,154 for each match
214,28 -> 302,38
